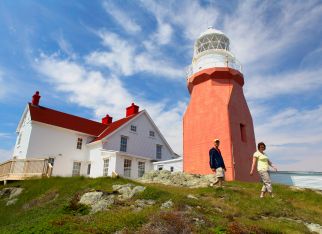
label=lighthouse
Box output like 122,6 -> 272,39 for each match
183,27 -> 257,181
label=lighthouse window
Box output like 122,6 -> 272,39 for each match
240,124 -> 246,142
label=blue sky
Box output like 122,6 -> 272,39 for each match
1,0 -> 322,171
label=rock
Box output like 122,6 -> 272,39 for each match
90,195 -> 114,214
113,184 -> 146,200
187,194 -> 198,200
161,199 -> 173,209
0,187 -> 24,199
214,207 -> 223,213
305,223 -> 322,234
138,170 -> 219,188
118,187 -> 133,200
9,188 -> 24,199
289,186 -> 306,191
131,186 -> 145,195
112,183 -> 134,192
79,191 -> 103,206
6,198 -> 18,206
132,199 -> 155,211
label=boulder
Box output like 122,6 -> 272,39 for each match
6,198 -> 18,206
9,188 -> 24,199
187,194 -> 198,200
113,184 -> 146,200
90,195 -> 114,214
79,191 -> 103,206
161,199 -> 173,209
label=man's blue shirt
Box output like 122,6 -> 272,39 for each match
209,147 -> 226,170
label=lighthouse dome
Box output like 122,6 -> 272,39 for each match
186,27 -> 242,77
194,27 -> 230,55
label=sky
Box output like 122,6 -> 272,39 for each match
1,0 -> 322,171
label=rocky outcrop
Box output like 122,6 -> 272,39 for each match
79,184 -> 146,214
161,199 -> 173,209
112,183 -> 145,200
0,187 -> 24,206
138,170 -> 217,188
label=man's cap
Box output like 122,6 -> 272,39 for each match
214,138 -> 220,142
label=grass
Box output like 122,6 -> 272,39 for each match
0,177 -> 321,233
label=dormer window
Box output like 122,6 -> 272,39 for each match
130,125 -> 137,132
76,138 -> 83,150
149,131 -> 155,137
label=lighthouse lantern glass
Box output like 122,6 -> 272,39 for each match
195,33 -> 230,55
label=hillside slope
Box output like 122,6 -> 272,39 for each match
0,176 -> 321,234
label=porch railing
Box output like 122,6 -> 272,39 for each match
0,158 -> 52,182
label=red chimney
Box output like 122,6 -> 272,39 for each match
32,91 -> 41,106
126,103 -> 139,117
102,114 -> 113,124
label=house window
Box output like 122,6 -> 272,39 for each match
48,157 -> 55,167
87,164 -> 91,175
158,165 -> 163,171
124,159 -> 132,178
156,144 -> 162,159
72,162 -> 81,176
149,131 -> 155,137
130,125 -> 137,132
103,159 -> 109,176
76,138 -> 83,149
240,124 -> 246,142
170,166 -> 174,172
120,136 -> 128,152
138,161 -> 145,177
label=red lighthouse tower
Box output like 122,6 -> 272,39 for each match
183,27 -> 257,181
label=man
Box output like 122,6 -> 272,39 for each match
209,139 -> 226,187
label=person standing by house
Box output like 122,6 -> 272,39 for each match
209,139 -> 226,187
250,142 -> 277,198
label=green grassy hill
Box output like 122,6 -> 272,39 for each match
0,177 -> 321,234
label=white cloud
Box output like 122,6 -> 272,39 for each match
103,1 -> 141,34
56,33 -> 77,59
0,133 -> 11,139
0,148 -> 12,162
140,0 -> 219,40
34,55 -> 186,154
223,1 -> 322,70
153,21 -> 173,45
245,68 -> 322,100
86,31 -> 184,79
254,105 -> 322,171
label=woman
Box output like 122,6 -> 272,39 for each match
250,142 -> 277,198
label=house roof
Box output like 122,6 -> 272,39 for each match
28,103 -> 107,136
91,111 -> 142,142
28,103 -> 141,139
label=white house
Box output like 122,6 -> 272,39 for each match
12,91 -> 182,179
